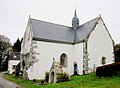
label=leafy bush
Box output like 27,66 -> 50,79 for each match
41,80 -> 44,85
45,71 -> 49,82
114,44 -> 120,62
96,62 -> 120,77
33,79 -> 36,83
56,72 -> 70,83
15,63 -> 20,77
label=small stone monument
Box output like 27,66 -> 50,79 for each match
49,58 -> 63,83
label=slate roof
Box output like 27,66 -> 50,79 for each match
30,17 -> 100,44
75,17 -> 100,43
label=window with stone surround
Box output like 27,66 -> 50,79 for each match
102,56 -> 106,65
60,53 -> 68,67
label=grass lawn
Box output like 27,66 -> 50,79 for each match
3,73 -> 120,88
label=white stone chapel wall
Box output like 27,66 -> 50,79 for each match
27,41 -> 83,80
8,60 -> 20,74
88,18 -> 114,71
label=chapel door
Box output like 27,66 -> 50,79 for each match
74,63 -> 78,75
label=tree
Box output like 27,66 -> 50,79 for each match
0,35 -> 12,71
13,38 -> 22,52
12,38 -> 22,76
114,44 -> 120,62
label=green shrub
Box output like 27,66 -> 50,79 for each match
15,64 -> 20,77
33,79 -> 36,83
45,71 -> 49,82
56,72 -> 70,83
41,80 -> 44,85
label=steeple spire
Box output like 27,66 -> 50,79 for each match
75,9 -> 77,17
72,9 -> 79,30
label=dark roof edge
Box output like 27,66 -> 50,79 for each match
33,37 -> 74,45
74,40 -> 84,44
33,37 -> 85,45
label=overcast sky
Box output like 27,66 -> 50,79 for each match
0,0 -> 120,44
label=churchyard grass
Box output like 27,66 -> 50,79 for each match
3,73 -> 120,88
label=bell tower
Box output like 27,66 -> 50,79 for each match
72,9 -> 79,30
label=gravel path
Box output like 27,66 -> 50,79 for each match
0,72 -> 21,88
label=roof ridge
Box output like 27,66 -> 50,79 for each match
30,18 -> 71,29
79,17 -> 100,28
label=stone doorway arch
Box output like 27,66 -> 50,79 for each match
73,62 -> 79,75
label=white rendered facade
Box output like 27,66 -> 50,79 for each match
21,15 -> 114,80
27,41 -> 83,79
8,60 -> 20,74
88,19 -> 114,70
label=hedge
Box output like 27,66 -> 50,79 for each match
96,62 -> 120,77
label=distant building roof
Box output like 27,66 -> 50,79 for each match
30,17 -> 100,44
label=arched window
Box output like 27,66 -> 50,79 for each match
101,56 -> 106,65
60,53 -> 68,67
